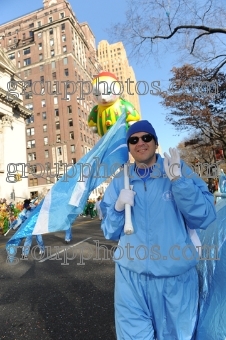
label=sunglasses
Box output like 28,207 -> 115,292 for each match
128,134 -> 154,145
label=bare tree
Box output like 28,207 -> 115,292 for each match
111,0 -> 226,76
160,64 -> 226,156
177,135 -> 216,164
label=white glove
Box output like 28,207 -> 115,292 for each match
164,148 -> 182,181
115,189 -> 136,212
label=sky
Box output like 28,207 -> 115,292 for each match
0,0 -> 189,153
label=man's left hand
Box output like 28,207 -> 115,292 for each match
164,148 -> 182,181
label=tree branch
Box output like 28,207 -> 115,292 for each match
146,25 -> 226,42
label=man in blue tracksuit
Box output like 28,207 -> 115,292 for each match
100,120 -> 216,340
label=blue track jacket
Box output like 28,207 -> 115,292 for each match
100,154 -> 216,277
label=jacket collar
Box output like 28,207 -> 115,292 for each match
129,153 -> 166,182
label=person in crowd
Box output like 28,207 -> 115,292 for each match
21,199 -> 45,259
94,196 -> 103,221
65,226 -> 72,244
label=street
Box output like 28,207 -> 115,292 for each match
0,216 -> 118,340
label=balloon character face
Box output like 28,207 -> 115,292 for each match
92,72 -> 121,107
93,81 -> 120,106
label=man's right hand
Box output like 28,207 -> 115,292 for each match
115,189 -> 136,212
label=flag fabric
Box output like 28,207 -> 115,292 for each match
195,198 -> 226,339
6,112 -> 128,253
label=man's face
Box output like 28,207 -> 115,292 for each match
128,131 -> 157,167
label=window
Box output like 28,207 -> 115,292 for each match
60,12 -> 65,18
42,112 -> 47,120
29,23 -> 34,28
40,64 -> 44,71
51,61 -> 56,68
56,122 -> 60,130
52,72 -> 56,79
28,152 -> 36,161
23,47 -> 30,55
49,17 -> 53,23
24,58 -> 31,66
27,140 -> 35,148
49,28 -> 53,35
69,131 -> 74,140
43,124 -> 47,132
41,99 -> 46,107
54,108 -> 59,116
8,52 -> 15,60
26,115 -> 34,124
24,69 -> 31,77
71,144 -> 75,153
29,178 -> 38,186
45,163 -> 51,172
68,118 -> 73,127
64,68 -> 69,76
46,177 -> 51,184
72,158 -> 76,164
67,105 -> 72,113
63,57 -> 68,65
38,43 -> 42,50
37,21 -> 41,27
61,23 -> 65,30
50,38 -> 54,46
26,127 -> 34,136
63,45 -> 67,53
62,35 -> 66,42
57,147 -> 62,156
44,137 -> 48,145
38,32 -> 42,38
26,79 -> 32,88
29,31 -> 34,38
39,53 -> 43,61
25,92 -> 32,99
66,94 -> 70,101
44,150 -> 49,158
80,132 -> 83,141
25,103 -> 33,111
51,50 -> 55,57
54,96 -> 58,104
56,134 -> 61,142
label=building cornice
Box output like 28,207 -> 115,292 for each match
0,87 -> 31,118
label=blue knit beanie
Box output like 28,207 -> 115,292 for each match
126,120 -> 158,145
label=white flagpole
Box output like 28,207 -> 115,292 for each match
123,163 -> 134,234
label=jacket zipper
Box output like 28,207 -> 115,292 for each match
144,181 -> 147,191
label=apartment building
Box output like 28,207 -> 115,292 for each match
97,40 -> 141,114
0,0 -> 102,198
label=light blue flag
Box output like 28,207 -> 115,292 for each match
195,190 -> 226,338
6,112 -> 128,256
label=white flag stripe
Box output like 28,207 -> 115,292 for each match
32,190 -> 52,235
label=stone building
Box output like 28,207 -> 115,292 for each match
0,48 -> 31,201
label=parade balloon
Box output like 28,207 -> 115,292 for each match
88,72 -> 140,136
